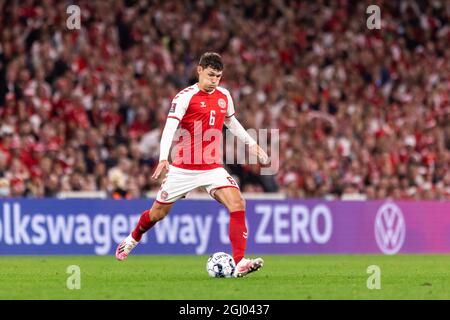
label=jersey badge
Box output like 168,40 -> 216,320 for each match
218,98 -> 226,109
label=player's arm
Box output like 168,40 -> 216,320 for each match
224,114 -> 256,146
151,118 -> 178,180
224,115 -> 269,164
223,89 -> 269,164
152,98 -> 188,180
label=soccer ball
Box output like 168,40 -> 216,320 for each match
206,252 -> 236,278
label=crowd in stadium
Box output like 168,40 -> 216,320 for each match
0,0 -> 449,200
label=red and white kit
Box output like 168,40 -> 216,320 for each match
156,84 -> 256,204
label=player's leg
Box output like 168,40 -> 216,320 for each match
116,201 -> 173,261
205,168 -> 264,277
131,201 -> 174,242
212,187 -> 246,262
116,166 -> 194,261
212,187 -> 264,277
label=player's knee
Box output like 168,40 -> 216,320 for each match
150,204 -> 170,222
150,208 -> 167,222
228,197 -> 246,212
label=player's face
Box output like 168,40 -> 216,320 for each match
198,66 -> 222,92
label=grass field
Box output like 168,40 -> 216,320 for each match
1,255 -> 450,299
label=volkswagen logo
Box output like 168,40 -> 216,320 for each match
374,202 -> 405,255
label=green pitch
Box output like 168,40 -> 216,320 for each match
1,255 -> 450,299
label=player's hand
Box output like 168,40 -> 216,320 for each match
152,160 -> 169,180
249,144 -> 270,165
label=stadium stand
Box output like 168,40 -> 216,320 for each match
0,0 -> 449,200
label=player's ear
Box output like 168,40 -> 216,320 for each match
197,66 -> 203,75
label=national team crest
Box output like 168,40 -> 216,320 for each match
218,98 -> 226,109
200,101 -> 206,108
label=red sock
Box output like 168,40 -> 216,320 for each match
131,210 -> 156,241
229,210 -> 247,264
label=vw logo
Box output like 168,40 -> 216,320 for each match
374,202 -> 405,255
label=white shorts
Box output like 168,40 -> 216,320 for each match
156,165 -> 240,204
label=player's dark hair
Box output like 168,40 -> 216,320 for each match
198,52 -> 223,71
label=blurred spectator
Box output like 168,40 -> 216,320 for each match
0,0 -> 449,200
0,177 -> 9,197
108,157 -> 132,199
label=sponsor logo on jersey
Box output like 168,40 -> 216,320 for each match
218,98 -> 226,109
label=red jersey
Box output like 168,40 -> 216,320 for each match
167,84 -> 236,170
